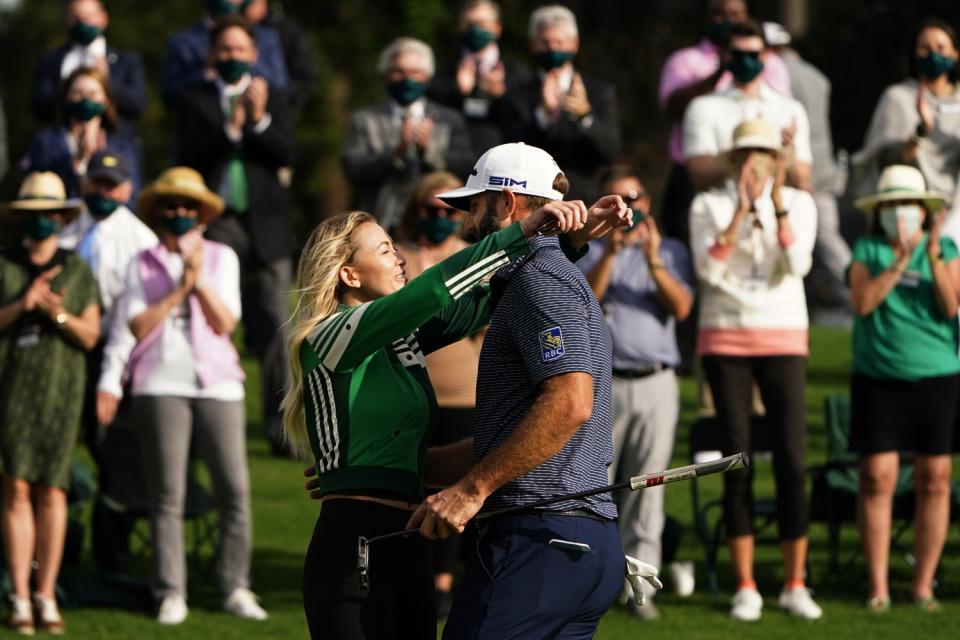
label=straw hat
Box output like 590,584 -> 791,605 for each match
854,165 -> 948,213
730,119 -> 782,153
137,166 -> 225,227
2,172 -> 83,221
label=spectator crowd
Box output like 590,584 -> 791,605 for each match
1,0 -> 960,635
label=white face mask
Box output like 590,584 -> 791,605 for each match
878,204 -> 923,241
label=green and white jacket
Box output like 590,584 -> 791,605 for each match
300,222 -> 531,501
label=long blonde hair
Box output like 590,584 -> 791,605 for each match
281,210 -> 377,459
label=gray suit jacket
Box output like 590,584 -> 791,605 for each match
342,99 -> 474,230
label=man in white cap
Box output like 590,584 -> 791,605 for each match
407,143 -> 652,638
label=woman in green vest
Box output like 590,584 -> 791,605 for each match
850,164 -> 960,613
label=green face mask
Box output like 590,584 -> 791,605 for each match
84,194 -> 121,218
417,216 -> 459,244
729,51 -> 764,84
462,25 -> 497,52
216,59 -> 252,84
387,78 -> 428,106
535,50 -> 574,71
20,215 -> 62,241
162,215 -> 198,237
204,0 -> 249,18
68,21 -> 103,46
65,98 -> 106,122
916,51 -> 956,80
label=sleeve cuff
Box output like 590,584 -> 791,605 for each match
250,112 -> 272,134
560,234 -> 589,263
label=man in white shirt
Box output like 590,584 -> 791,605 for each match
683,20 -> 812,194
30,0 -> 147,135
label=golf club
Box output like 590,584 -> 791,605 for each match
357,451 -> 748,589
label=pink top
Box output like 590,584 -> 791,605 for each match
697,328 -> 809,357
658,40 -> 793,164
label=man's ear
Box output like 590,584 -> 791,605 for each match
339,264 -> 361,291
498,188 -> 518,222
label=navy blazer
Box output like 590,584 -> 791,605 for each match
175,81 -> 295,263
30,43 -> 147,130
161,22 -> 289,108
19,127 -> 142,205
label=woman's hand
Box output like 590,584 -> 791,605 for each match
917,88 -> 935,136
521,200 -> 588,237
22,265 -> 63,312
927,208 -> 946,259
737,155 -> 758,213
181,243 -> 204,292
772,151 -> 788,211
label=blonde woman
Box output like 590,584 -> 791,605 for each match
284,203 -> 587,638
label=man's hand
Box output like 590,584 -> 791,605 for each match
397,116 -> 415,157
541,69 -> 562,113
561,73 -> 591,118
642,214 -> 662,263
456,56 -> 477,96
303,465 -> 322,500
413,118 -> 434,151
567,194 -> 631,248
406,479 -> 488,540
521,200 -> 588,237
479,62 -> 506,97
244,76 -> 269,124
96,391 -> 120,427
228,97 -> 247,137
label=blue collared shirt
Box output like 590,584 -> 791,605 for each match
473,236 -> 617,519
577,237 -> 694,369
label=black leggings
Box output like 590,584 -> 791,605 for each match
702,355 -> 809,540
302,499 -> 435,640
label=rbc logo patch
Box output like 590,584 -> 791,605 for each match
538,326 -> 565,362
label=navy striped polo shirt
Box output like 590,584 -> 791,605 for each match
474,235 -> 617,519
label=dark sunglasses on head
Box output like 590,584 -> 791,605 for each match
161,199 -> 200,212
618,190 -> 648,202
424,204 -> 455,217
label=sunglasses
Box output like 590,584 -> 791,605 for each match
160,199 -> 200,212
617,190 -> 648,202
424,204 -> 455,217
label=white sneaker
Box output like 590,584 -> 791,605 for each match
668,561 -> 696,597
730,587 -> 763,621
156,594 -> 188,625
778,586 -> 823,620
223,588 -> 268,621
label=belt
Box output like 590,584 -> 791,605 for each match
613,363 -> 670,379
495,507 -> 610,523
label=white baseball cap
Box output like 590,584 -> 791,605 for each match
437,142 -> 565,211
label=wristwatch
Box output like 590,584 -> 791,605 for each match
775,210 -> 789,219
649,257 -> 667,270
55,311 -> 69,326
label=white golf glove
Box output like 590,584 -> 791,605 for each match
624,555 -> 663,606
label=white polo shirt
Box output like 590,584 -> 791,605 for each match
683,83 -> 813,164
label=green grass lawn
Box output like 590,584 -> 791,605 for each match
58,327 -> 960,638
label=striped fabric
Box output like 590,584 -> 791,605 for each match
475,236 -> 618,519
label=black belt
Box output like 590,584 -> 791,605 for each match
613,363 -> 670,379
493,507 -> 610,522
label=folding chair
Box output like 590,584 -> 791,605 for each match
808,394 -> 915,581
689,414 -> 775,595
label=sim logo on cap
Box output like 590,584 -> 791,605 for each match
489,176 -> 528,188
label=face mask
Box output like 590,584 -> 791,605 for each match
205,0 -> 248,18
417,216 -> 459,244
216,59 -> 252,84
387,78 -> 427,106
68,21 -> 103,46
535,49 -> 574,71
462,25 -> 496,52
20,215 -> 62,241
707,20 -> 733,46
729,51 -> 764,84
879,204 -> 924,240
162,215 -> 198,237
916,51 -> 956,80
65,98 -> 106,122
84,194 -> 121,218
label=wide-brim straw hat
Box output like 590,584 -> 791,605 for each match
137,166 -> 225,227
854,164 -> 948,213
1,172 -> 83,222
729,118 -> 782,154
